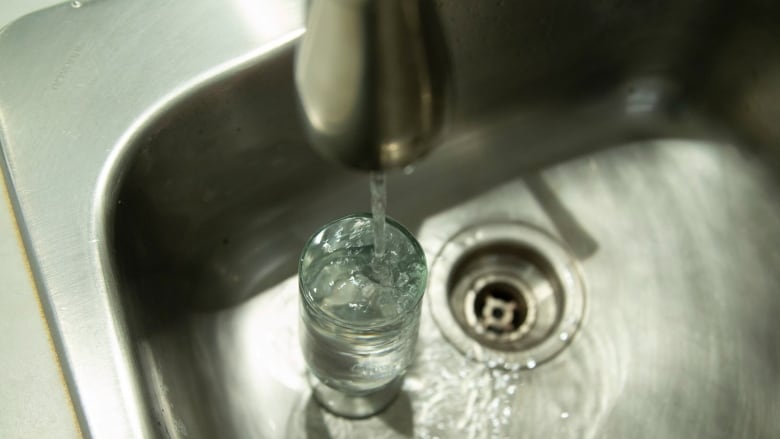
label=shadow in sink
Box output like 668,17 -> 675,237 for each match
107,2 -> 780,437
286,392 -> 414,439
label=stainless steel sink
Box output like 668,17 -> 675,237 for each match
2,1 -> 780,438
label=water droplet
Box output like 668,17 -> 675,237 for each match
560,411 -> 570,419
70,0 -> 82,7
526,359 -> 537,369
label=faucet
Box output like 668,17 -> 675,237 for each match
295,0 -> 450,171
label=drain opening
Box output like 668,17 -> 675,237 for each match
472,281 -> 528,335
448,243 -> 555,352
429,222 -> 586,369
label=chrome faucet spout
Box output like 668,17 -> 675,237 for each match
295,0 -> 450,171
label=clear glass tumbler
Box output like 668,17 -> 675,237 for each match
299,214 -> 427,418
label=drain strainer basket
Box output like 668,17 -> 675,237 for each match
428,222 -> 586,370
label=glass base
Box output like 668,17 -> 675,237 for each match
309,374 -> 403,419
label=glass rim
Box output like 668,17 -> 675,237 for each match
298,213 -> 428,329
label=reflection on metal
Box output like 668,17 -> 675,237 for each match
295,0 -> 450,171
234,0 -> 302,40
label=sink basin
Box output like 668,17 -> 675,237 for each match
1,0 -> 779,438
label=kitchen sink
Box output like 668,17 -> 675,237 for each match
1,0 -> 779,438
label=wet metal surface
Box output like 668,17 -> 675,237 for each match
1,0 -> 780,437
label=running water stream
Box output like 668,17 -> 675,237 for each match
370,172 -> 387,260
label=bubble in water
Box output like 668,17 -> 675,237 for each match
70,0 -> 82,7
526,359 -> 537,369
560,332 -> 569,341
560,411 -> 570,419
347,301 -> 366,313
397,271 -> 410,287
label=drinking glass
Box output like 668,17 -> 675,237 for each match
299,214 -> 427,418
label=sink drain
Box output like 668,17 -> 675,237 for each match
429,222 -> 586,369
467,276 -> 534,341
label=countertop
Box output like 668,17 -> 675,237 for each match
1,2 -> 83,438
